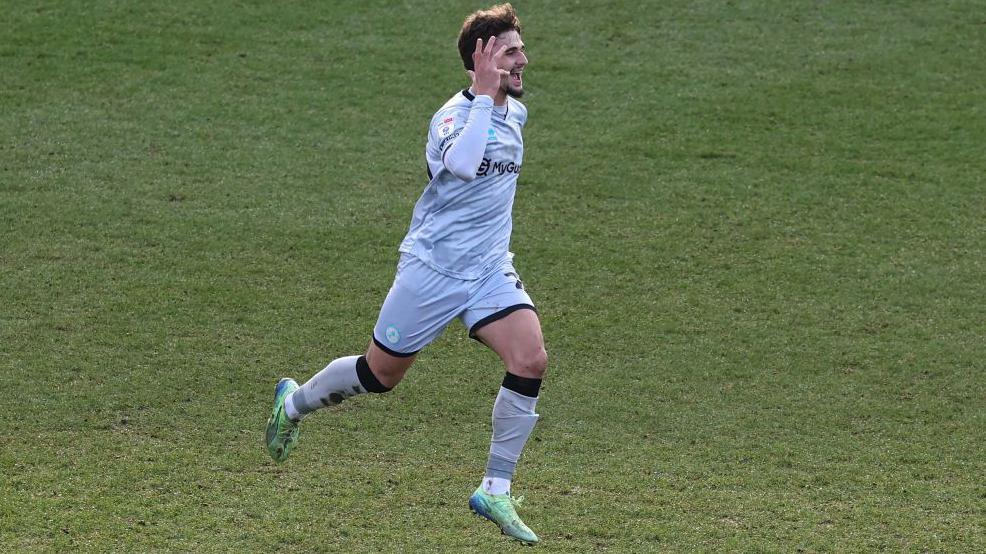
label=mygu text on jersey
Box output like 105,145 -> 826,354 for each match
477,158 -> 522,177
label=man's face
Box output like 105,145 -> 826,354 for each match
495,30 -> 527,98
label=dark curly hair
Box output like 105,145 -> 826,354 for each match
457,3 -> 522,71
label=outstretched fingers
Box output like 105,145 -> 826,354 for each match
474,37 -> 507,67
482,35 -> 497,55
470,36 -> 510,95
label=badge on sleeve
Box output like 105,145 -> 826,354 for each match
437,116 -> 455,139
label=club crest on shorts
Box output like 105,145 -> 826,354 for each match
385,325 -> 401,344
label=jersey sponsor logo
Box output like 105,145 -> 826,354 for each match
476,158 -> 522,177
437,116 -> 456,139
438,130 -> 461,151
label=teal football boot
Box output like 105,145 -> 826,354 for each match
265,378 -> 300,462
469,486 -> 539,544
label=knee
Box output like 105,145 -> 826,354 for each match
510,347 -> 548,379
363,347 -> 415,391
371,363 -> 406,390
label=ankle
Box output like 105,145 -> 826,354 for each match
284,391 -> 303,422
482,476 -> 511,496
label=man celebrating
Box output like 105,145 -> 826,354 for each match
265,3 -> 545,544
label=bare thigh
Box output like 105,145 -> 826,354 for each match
473,308 -> 547,379
365,340 -> 417,389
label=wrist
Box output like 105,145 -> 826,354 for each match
471,85 -> 497,100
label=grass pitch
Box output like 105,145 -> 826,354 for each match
2,1 -> 984,551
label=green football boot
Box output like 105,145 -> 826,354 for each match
265,378 -> 300,462
469,486 -> 539,544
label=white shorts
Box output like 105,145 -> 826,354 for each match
372,253 -> 536,356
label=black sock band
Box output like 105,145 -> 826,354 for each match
502,372 -> 542,398
356,356 -> 391,393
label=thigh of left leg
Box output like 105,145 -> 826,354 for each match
473,308 -> 547,378
364,340 -> 417,389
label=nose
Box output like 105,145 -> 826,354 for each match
518,51 -> 528,66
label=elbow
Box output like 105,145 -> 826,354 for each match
452,168 -> 477,182
445,160 -> 478,182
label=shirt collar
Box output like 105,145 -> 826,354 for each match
461,88 -> 508,119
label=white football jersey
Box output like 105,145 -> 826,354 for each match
398,89 -> 528,280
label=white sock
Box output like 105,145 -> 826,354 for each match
482,476 -> 512,496
289,355 -> 367,420
484,387 -> 539,489
284,391 -> 302,421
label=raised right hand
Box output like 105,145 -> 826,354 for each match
467,36 -> 509,99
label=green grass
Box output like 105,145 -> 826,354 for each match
3,0 -> 985,550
